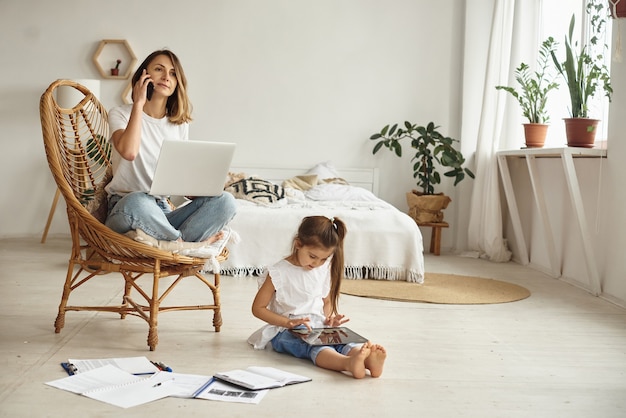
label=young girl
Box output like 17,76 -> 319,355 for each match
248,216 -> 386,379
105,49 -> 236,243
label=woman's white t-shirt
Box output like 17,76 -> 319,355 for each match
247,258 -> 331,349
105,104 -> 189,196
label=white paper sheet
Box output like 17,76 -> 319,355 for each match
67,356 -> 159,375
46,365 -> 179,408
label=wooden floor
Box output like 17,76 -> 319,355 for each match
1,236 -> 625,417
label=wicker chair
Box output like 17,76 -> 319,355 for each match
40,79 -> 228,351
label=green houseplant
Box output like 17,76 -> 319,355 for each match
370,121 -> 474,223
81,134 -> 111,204
496,37 -> 559,147
550,0 -> 613,146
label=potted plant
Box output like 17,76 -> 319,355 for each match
550,0 -> 613,147
496,37 -> 559,148
610,0 -> 626,18
81,134 -> 111,204
110,59 -> 121,76
370,121 -> 474,223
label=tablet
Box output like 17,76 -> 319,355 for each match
289,327 -> 368,346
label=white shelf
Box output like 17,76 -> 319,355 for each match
496,147 -> 606,295
497,147 -> 606,158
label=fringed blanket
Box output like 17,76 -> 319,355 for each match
222,197 -> 424,283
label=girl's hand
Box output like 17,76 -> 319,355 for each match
286,316 -> 311,331
325,314 -> 349,327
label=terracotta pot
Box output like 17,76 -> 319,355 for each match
523,123 -> 548,148
564,118 -> 599,148
610,0 -> 626,18
406,190 -> 451,223
110,68 -> 119,76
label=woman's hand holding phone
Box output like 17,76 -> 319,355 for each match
132,70 -> 153,103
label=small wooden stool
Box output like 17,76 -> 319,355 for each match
416,222 -> 449,256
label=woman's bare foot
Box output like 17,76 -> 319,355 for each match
365,344 -> 386,378
202,230 -> 224,245
176,230 -> 224,246
348,342 -> 372,379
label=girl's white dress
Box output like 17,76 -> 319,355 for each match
247,258 -> 331,349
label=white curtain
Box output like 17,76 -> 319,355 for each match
460,0 -> 542,262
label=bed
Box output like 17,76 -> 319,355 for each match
220,162 -> 424,283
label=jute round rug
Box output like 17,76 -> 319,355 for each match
341,273 -> 530,304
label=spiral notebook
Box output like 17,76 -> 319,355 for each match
45,365 -> 180,408
60,355 -> 160,375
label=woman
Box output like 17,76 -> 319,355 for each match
105,50 -> 236,243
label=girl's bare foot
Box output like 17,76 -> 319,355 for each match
365,344 -> 386,378
348,342 -> 371,379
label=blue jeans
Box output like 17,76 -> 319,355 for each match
270,330 -> 358,365
105,191 -> 237,242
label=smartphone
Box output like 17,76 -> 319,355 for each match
146,82 -> 154,101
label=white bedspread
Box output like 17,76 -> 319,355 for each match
222,196 -> 424,283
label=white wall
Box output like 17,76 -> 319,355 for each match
0,0 -> 463,240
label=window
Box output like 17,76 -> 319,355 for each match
540,0 -> 613,146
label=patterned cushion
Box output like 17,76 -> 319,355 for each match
225,177 -> 285,205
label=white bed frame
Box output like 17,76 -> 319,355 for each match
230,166 -> 380,196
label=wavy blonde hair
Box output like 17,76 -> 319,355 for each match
131,49 -> 193,124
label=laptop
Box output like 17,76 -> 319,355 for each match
149,139 -> 236,197
289,327 -> 368,346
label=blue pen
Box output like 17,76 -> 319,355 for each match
61,362 -> 78,375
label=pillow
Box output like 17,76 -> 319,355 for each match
306,161 -> 339,179
304,183 -> 380,202
281,174 -> 319,191
320,177 -> 349,186
225,177 -> 285,205
224,171 -> 247,188
283,187 -> 306,201
125,227 -> 235,272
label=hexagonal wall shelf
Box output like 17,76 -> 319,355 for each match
92,39 -> 137,79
